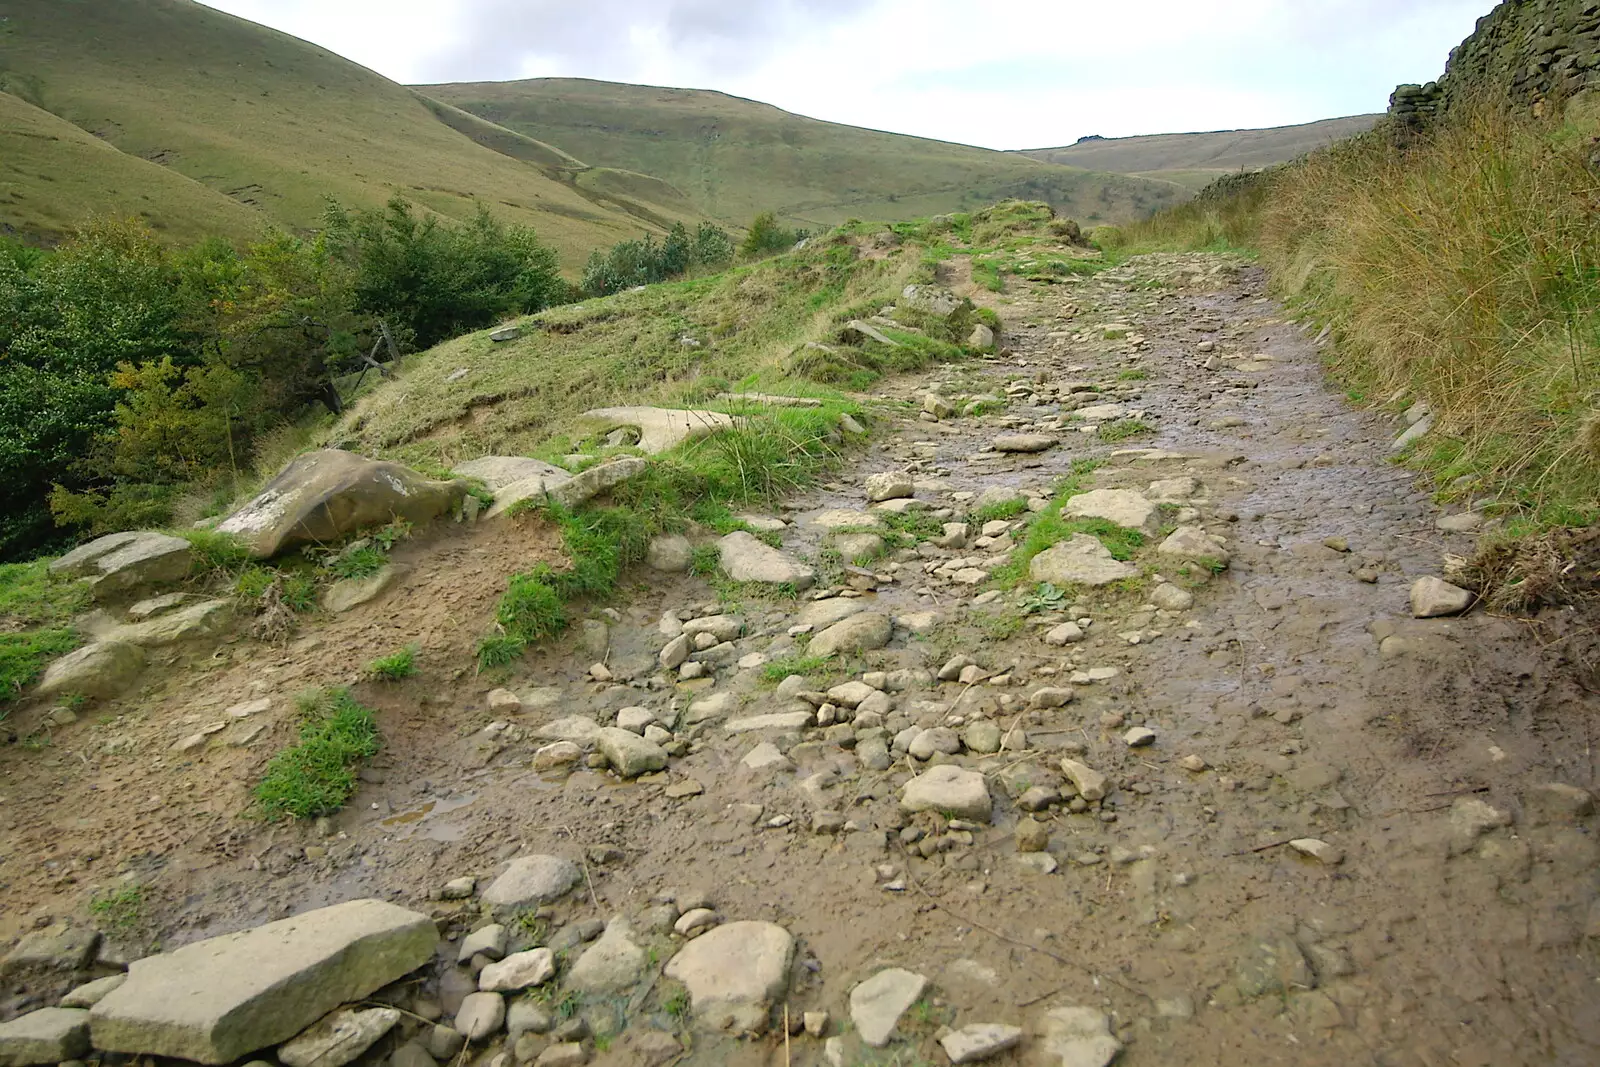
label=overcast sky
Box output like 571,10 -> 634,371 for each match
200,0 -> 1493,149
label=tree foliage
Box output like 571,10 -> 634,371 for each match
739,212 -> 809,259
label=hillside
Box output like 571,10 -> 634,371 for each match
1019,115 -> 1381,191
420,77 -> 1186,229
0,0 -> 701,263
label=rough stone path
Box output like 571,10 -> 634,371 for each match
10,251 -> 1599,1067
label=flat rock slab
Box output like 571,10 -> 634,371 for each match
0,1008 -> 90,1066
664,921 -> 794,1034
901,765 -> 992,822
453,457 -> 571,492
1029,534 -> 1138,587
482,856 -> 581,913
808,613 -> 892,657
576,407 -> 741,454
1062,489 -> 1159,535
105,598 -> 234,648
278,1007 -> 399,1067
1156,525 -> 1230,565
725,712 -> 814,734
718,393 -> 823,408
534,717 -> 602,743
940,1023 -> 1024,1064
796,598 -> 868,630
89,899 -> 436,1064
494,458 -> 643,518
322,565 -> 406,614
0,924 -> 99,980
992,434 -> 1058,454
1074,403 -> 1127,422
850,968 -> 928,1047
1039,1006 -> 1122,1067
717,532 -> 815,590
218,450 -> 466,559
809,509 -> 883,530
49,531 -> 192,601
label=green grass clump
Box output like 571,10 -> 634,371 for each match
180,529 -> 253,576
689,545 -> 721,576
252,688 -> 380,820
368,645 -> 418,681
0,560 -> 89,703
329,546 -> 388,581
1117,368 -> 1149,381
0,628 -> 81,705
971,498 -> 1030,523
89,884 -> 144,932
1098,419 -> 1156,442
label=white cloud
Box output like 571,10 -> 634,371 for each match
202,0 -> 1494,148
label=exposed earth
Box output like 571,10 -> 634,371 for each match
4,251 -> 1599,1067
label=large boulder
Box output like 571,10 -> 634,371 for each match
35,642 -> 144,702
49,532 -> 192,601
88,899 -> 437,1064
663,922 -> 795,1034
717,532 -> 815,590
1028,535 -> 1138,587
217,451 -> 467,559
575,408 -> 741,455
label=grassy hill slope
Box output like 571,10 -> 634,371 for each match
1019,116 -> 1382,192
421,78 -> 1186,229
0,0 -> 700,263
0,89 -> 266,244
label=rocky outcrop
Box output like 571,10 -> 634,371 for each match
48,532 -> 192,601
574,407 -> 741,454
88,899 -> 436,1064
218,451 -> 467,558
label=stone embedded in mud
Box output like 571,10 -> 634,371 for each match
218,450 -> 467,558
575,406 -> 742,454
908,727 -> 961,760
992,434 -> 1058,454
865,471 -> 914,502
1038,1006 -> 1121,1067
832,532 -> 885,562
808,613 -> 892,658
1289,838 -> 1344,866
796,597 -> 867,630
685,691 -> 737,725
1029,535 -> 1138,587
1524,782 -> 1595,826
922,393 -> 955,419
457,925 -> 508,964
565,920 -> 646,995
972,485 -> 1026,512
1409,576 -> 1473,618
478,949 -> 555,993
533,717 -> 602,744
49,531 -> 193,602
277,1007 -> 399,1067
0,924 -> 99,981
1059,759 -> 1108,802
595,727 -> 667,778
88,899 -> 436,1064
0,1008 -> 91,1066
901,765 -> 992,822
1234,933 -> 1313,999
740,742 -> 794,772
1063,488 -> 1159,535
1156,525 -> 1230,565
849,968 -> 928,1047
482,856 -> 582,913
1449,796 -> 1512,854
646,535 -> 692,573
1074,403 -> 1127,422
453,456 -> 569,491
940,1023 -> 1024,1064
323,565 -> 405,613
717,532 -> 815,589
454,993 -> 504,1042
663,921 -> 795,1034
1151,583 -> 1194,612
1044,622 -> 1085,646
682,614 -> 745,642
1146,476 -> 1198,502
725,712 -> 813,734
35,641 -> 145,702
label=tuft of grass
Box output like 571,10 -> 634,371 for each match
252,688 -> 380,821
1,628 -> 82,703
368,645 -> 418,681
0,560 -> 88,701
179,529 -> 253,577
760,654 -> 832,684
689,545 -> 721,576
89,884 -> 144,933
1098,419 -> 1155,442
1117,368 -> 1149,381
971,499 -> 1029,523
329,545 -> 388,581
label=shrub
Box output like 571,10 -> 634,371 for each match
582,222 -> 736,297
740,212 -> 807,259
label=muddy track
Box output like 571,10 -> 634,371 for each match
6,252 -> 1599,1066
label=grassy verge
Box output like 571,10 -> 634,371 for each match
0,561 -> 90,706
252,688 -> 380,820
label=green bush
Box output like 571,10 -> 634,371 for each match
253,689 -> 380,820
740,212 -> 808,259
582,222 -> 735,297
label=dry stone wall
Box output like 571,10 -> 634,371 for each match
1390,0 -> 1600,131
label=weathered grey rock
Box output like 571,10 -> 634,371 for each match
968,323 -> 996,348
1410,576 -> 1473,618
478,949 -> 555,993
457,925 -> 508,964
218,450 -> 467,558
1059,759 -> 1108,802
993,434 -> 1057,454
565,920 -> 646,995
545,458 -> 648,512
865,472 -> 914,502
323,566 -> 405,613
278,1007 -> 400,1067
455,993 -> 505,1042
717,532 -> 815,589
940,1023 -> 1024,1064
506,1001 -> 553,1041
577,407 -> 741,454
646,535 -> 693,573
850,321 -> 904,348
740,742 -> 794,771
126,591 -> 194,621
0,1008 -> 90,1067
963,720 -> 1002,754
1151,583 -> 1194,612
50,531 -> 192,601
663,922 -> 795,1033
1235,934 -> 1313,998
659,633 -> 690,669
1524,782 -> 1595,825
908,727 -> 961,760
1029,535 -> 1137,587
0,924 -> 99,981
811,508 -> 883,531
726,712 -> 812,734
106,598 -> 235,647
796,598 -> 867,630
536,1043 -> 587,1067
808,613 -> 892,657
1039,1006 -> 1122,1067
832,532 -> 885,562
426,1025 -> 465,1060
454,457 -> 570,492
35,641 -> 144,702
88,899 -> 436,1064
1074,403 -> 1127,422
1146,476 -> 1197,502
391,1041 -> 436,1067
482,856 -> 581,913
595,727 -> 667,778
684,692 -> 736,725
533,717 -> 601,743
1156,526 -> 1229,565
59,974 -> 125,1009
857,737 -> 892,771
1063,489 -> 1158,535
973,485 -> 1025,512
849,968 -> 927,1047
682,614 -> 744,641
901,765 -> 991,822
1392,413 -> 1434,451
1450,796 -> 1512,852
1044,622 -> 1084,646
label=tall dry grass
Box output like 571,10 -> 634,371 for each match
1259,98 -> 1600,526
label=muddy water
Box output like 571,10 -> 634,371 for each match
14,252 -> 1599,1066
